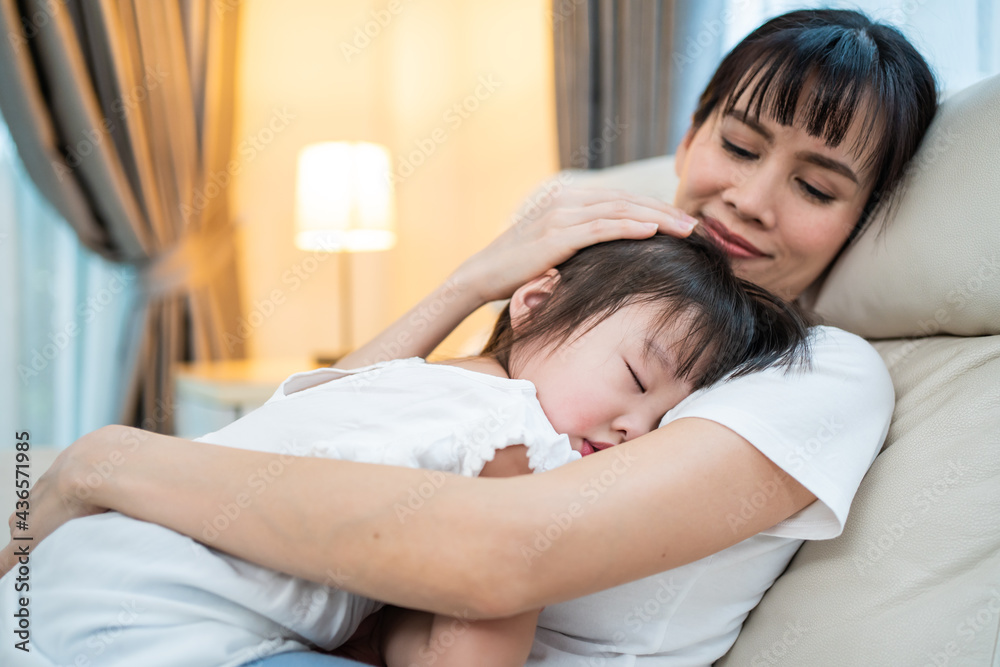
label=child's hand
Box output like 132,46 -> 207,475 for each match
453,187 -> 699,304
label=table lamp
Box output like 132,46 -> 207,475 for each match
294,141 -> 396,363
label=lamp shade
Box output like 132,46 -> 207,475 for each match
294,141 -> 396,252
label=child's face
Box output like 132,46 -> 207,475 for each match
510,298 -> 696,457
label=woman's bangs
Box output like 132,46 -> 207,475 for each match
721,37 -> 888,178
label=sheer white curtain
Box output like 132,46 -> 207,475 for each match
0,117 -> 139,448
720,0 -> 1000,95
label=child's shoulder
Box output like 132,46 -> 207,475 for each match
432,356 -> 510,379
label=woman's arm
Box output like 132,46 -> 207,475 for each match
1,419 -> 813,618
335,188 -> 698,369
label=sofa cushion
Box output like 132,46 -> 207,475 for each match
715,335 -> 1000,666
812,73 -> 1000,337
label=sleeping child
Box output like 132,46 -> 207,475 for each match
0,233 -> 808,667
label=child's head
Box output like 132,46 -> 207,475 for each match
482,234 -> 808,456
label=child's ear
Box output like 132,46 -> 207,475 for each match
509,269 -> 560,329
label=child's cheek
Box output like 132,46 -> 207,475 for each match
539,392 -> 589,436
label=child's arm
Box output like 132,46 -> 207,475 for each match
381,606 -> 542,667
379,442 -> 539,665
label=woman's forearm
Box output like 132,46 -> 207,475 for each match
73,420 -> 814,618
335,273 -> 483,369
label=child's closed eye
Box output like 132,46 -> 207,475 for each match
625,362 -> 646,393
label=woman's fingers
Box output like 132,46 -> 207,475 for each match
554,199 -> 699,237
454,187 -> 699,303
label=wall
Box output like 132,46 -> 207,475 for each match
231,0 -> 559,361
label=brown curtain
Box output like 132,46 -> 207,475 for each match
0,0 -> 245,433
553,0 -> 675,169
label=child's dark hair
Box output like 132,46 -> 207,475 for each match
482,234 -> 810,390
692,9 -> 937,240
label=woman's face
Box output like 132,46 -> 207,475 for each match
673,103 -> 875,300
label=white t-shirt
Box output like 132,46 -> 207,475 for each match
528,325 -> 894,666
0,359 -> 578,667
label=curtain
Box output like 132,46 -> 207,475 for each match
0,0 -> 245,434
0,119 -> 140,447
551,0 -> 753,169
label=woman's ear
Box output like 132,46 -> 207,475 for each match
508,268 -> 560,329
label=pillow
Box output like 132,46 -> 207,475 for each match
812,73 -> 1000,337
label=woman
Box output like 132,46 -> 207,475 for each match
1,9 -> 937,666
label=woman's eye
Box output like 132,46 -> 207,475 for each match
626,362 -> 646,393
798,179 -> 835,204
721,138 -> 758,160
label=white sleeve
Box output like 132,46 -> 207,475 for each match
659,326 -> 894,539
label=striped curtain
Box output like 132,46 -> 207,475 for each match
0,0 -> 245,435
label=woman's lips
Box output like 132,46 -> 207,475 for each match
700,216 -> 768,259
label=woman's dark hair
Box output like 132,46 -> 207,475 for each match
482,234 -> 811,390
692,9 -> 937,240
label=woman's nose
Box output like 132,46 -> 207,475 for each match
721,160 -> 779,229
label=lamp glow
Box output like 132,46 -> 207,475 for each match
293,141 -> 396,361
294,141 -> 396,252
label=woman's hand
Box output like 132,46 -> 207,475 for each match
0,426 -> 115,577
453,187 -> 699,304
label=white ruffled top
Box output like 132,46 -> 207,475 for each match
199,357 -> 581,476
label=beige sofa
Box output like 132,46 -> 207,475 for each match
548,73 -> 1000,666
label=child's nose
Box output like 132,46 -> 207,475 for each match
612,412 -> 658,443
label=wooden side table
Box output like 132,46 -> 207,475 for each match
174,357 -> 319,438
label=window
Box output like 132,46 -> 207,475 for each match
721,0 -> 1000,96
0,117 -> 138,447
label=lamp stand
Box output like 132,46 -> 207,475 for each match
340,249 -> 353,354
315,251 -> 353,367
